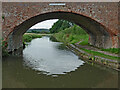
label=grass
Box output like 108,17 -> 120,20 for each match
101,48 -> 120,54
80,48 -> 120,61
23,34 -> 42,42
52,24 -> 120,61
53,25 -> 89,45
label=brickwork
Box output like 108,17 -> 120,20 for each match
2,2 -> 119,52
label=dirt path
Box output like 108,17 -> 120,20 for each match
75,43 -> 119,57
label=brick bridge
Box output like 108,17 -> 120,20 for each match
2,2 -> 119,53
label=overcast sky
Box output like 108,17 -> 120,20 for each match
30,19 -> 58,29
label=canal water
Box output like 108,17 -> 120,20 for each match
2,36 -> 118,88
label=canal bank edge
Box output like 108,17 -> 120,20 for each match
66,44 -> 120,71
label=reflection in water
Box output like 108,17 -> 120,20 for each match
2,36 -> 118,88
23,37 -> 84,76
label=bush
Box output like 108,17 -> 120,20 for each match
23,34 -> 42,42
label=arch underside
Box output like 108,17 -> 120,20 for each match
7,11 -> 112,52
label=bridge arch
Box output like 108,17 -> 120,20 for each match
7,11 -> 112,52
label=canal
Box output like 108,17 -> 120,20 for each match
2,36 -> 118,88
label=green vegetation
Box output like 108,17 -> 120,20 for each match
37,31 -> 50,34
23,34 -> 42,42
101,48 -> 120,54
2,40 -> 9,57
30,30 -> 50,34
2,34 -> 42,57
53,25 -> 89,45
31,30 -> 41,33
50,19 -> 119,61
50,20 -> 73,33
80,48 -> 120,61
27,29 -> 50,34
2,15 -> 5,20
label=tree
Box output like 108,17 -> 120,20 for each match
49,20 -> 74,33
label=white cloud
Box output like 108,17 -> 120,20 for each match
30,19 -> 58,29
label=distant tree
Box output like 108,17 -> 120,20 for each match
49,20 -> 74,33
31,30 -> 40,33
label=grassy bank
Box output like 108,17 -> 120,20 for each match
53,25 -> 89,45
80,48 -> 120,61
23,33 -> 42,42
68,44 -> 119,70
53,25 -> 119,61
101,48 -> 120,54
